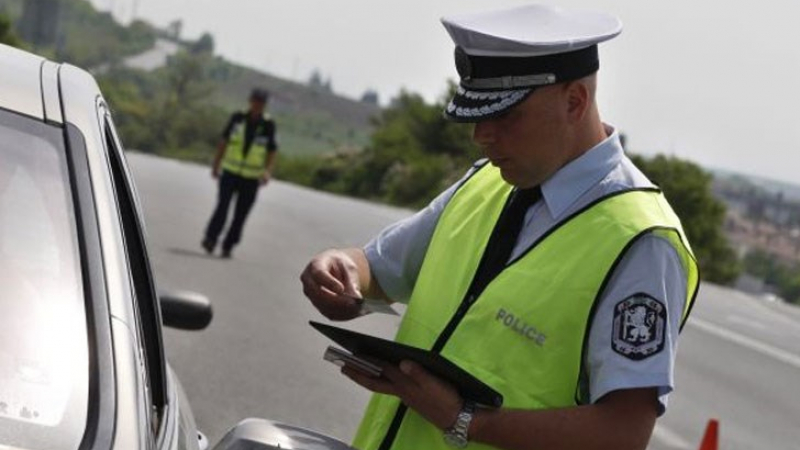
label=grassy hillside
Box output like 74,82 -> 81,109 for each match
0,0 -> 379,159
205,58 -> 378,156
0,0 -> 155,66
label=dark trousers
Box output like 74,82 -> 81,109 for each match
204,171 -> 260,251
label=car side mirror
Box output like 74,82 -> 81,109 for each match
160,290 -> 213,330
212,418 -> 354,450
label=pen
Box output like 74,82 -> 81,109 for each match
341,294 -> 364,304
340,294 -> 371,315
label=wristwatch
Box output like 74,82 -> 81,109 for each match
443,400 -> 476,448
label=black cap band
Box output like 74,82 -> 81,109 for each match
457,45 -> 599,90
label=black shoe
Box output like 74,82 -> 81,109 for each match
201,239 -> 215,254
221,247 -> 232,258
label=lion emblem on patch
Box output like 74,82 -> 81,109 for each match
612,294 -> 666,360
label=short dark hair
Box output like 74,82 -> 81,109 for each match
250,88 -> 269,102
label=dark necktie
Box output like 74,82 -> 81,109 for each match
470,186 -> 542,296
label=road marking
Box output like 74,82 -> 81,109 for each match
652,423 -> 692,449
689,318 -> 800,370
725,314 -> 766,330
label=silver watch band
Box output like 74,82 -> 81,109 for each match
444,400 -> 476,448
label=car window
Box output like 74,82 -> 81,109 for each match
101,112 -> 167,434
0,109 -> 88,448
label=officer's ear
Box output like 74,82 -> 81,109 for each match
564,78 -> 593,124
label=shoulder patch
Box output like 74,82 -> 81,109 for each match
612,294 -> 666,360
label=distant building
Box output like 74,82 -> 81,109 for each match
715,175 -> 800,265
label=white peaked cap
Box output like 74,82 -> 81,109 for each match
441,4 -> 622,122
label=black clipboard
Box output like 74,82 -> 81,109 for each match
310,321 -> 503,407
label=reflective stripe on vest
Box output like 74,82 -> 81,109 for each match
221,118 -> 269,179
352,163 -> 699,450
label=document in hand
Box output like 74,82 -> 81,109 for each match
310,321 -> 503,408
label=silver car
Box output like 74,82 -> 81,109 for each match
0,43 -> 353,450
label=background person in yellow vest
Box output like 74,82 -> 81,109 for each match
301,4 -> 698,450
202,88 -> 278,258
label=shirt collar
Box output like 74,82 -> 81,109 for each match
540,125 -> 624,219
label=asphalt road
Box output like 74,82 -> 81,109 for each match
127,153 -> 800,450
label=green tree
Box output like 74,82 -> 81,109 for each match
631,154 -> 741,284
98,68 -> 153,148
743,249 -> 777,281
783,274 -> 800,304
361,89 -> 379,106
307,85 -> 479,208
743,249 -> 800,304
151,50 -> 219,152
40,0 -> 156,67
190,32 -> 214,55
98,48 -> 226,162
0,12 -> 20,46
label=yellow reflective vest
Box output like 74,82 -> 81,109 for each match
221,116 -> 272,179
353,163 -> 699,450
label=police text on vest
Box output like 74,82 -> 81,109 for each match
496,308 -> 547,346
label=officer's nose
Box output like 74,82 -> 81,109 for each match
472,120 -> 498,147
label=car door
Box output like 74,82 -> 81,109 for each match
98,106 -> 200,450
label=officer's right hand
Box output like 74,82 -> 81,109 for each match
300,249 -> 364,321
211,166 -> 220,179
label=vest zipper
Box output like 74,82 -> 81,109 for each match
378,181 -> 517,449
377,405 -> 408,450
378,200 -> 509,450
432,293 -> 477,352
376,292 -> 480,450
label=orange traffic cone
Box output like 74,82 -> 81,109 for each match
697,419 -> 719,450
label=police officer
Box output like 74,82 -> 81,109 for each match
202,88 -> 278,258
301,4 -> 698,450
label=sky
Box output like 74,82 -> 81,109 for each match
89,0 -> 800,186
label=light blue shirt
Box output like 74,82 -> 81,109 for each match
365,126 -> 688,414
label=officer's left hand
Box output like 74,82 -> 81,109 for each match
260,171 -> 271,186
342,360 -> 463,430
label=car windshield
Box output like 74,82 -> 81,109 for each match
0,110 -> 88,449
